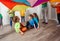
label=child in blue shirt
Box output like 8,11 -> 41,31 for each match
32,13 -> 39,29
26,14 -> 36,29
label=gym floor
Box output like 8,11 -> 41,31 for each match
0,20 -> 60,41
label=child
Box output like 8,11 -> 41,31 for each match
51,2 -> 60,26
9,11 -> 15,28
0,14 -> 3,28
26,14 -> 36,29
14,16 -> 24,34
42,2 -> 48,24
20,10 -> 25,23
32,13 -> 39,29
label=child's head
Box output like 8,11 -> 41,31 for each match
33,13 -> 38,17
33,13 -> 39,21
28,14 -> 33,20
13,16 -> 20,23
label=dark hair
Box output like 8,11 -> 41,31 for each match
33,13 -> 39,22
29,14 -> 33,18
13,16 -> 20,23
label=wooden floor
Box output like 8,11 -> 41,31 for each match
0,20 -> 60,41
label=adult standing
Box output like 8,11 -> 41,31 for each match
50,2 -> 60,27
42,2 -> 48,24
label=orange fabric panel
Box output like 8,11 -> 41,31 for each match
50,0 -> 60,2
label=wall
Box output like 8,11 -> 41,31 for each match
0,2 -> 10,25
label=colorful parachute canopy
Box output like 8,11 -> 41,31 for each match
12,0 -> 49,7
12,0 -> 30,6
0,0 -> 17,9
0,0 -> 27,9
49,0 -> 60,2
12,5 -> 30,16
0,0 -> 49,8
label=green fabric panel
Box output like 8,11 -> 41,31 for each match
42,3 -> 47,8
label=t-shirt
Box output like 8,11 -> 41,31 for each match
15,22 -> 20,33
55,3 -> 60,13
29,19 -> 34,26
33,17 -> 38,24
0,14 -> 3,19
20,10 -> 25,16
42,3 -> 47,8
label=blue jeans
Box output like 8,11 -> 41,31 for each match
26,21 -> 34,29
21,16 -> 25,22
42,7 -> 48,23
10,17 -> 13,27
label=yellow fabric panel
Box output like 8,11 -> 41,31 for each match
12,5 -> 30,11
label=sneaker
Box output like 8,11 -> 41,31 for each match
42,22 -> 45,23
42,22 -> 48,24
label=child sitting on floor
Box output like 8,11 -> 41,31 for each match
14,16 -> 24,35
26,14 -> 36,29
32,13 -> 39,29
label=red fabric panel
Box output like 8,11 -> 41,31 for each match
0,0 -> 17,9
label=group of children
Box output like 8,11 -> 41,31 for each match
5,2 -> 60,35
13,13 -> 39,35
0,2 -> 60,35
